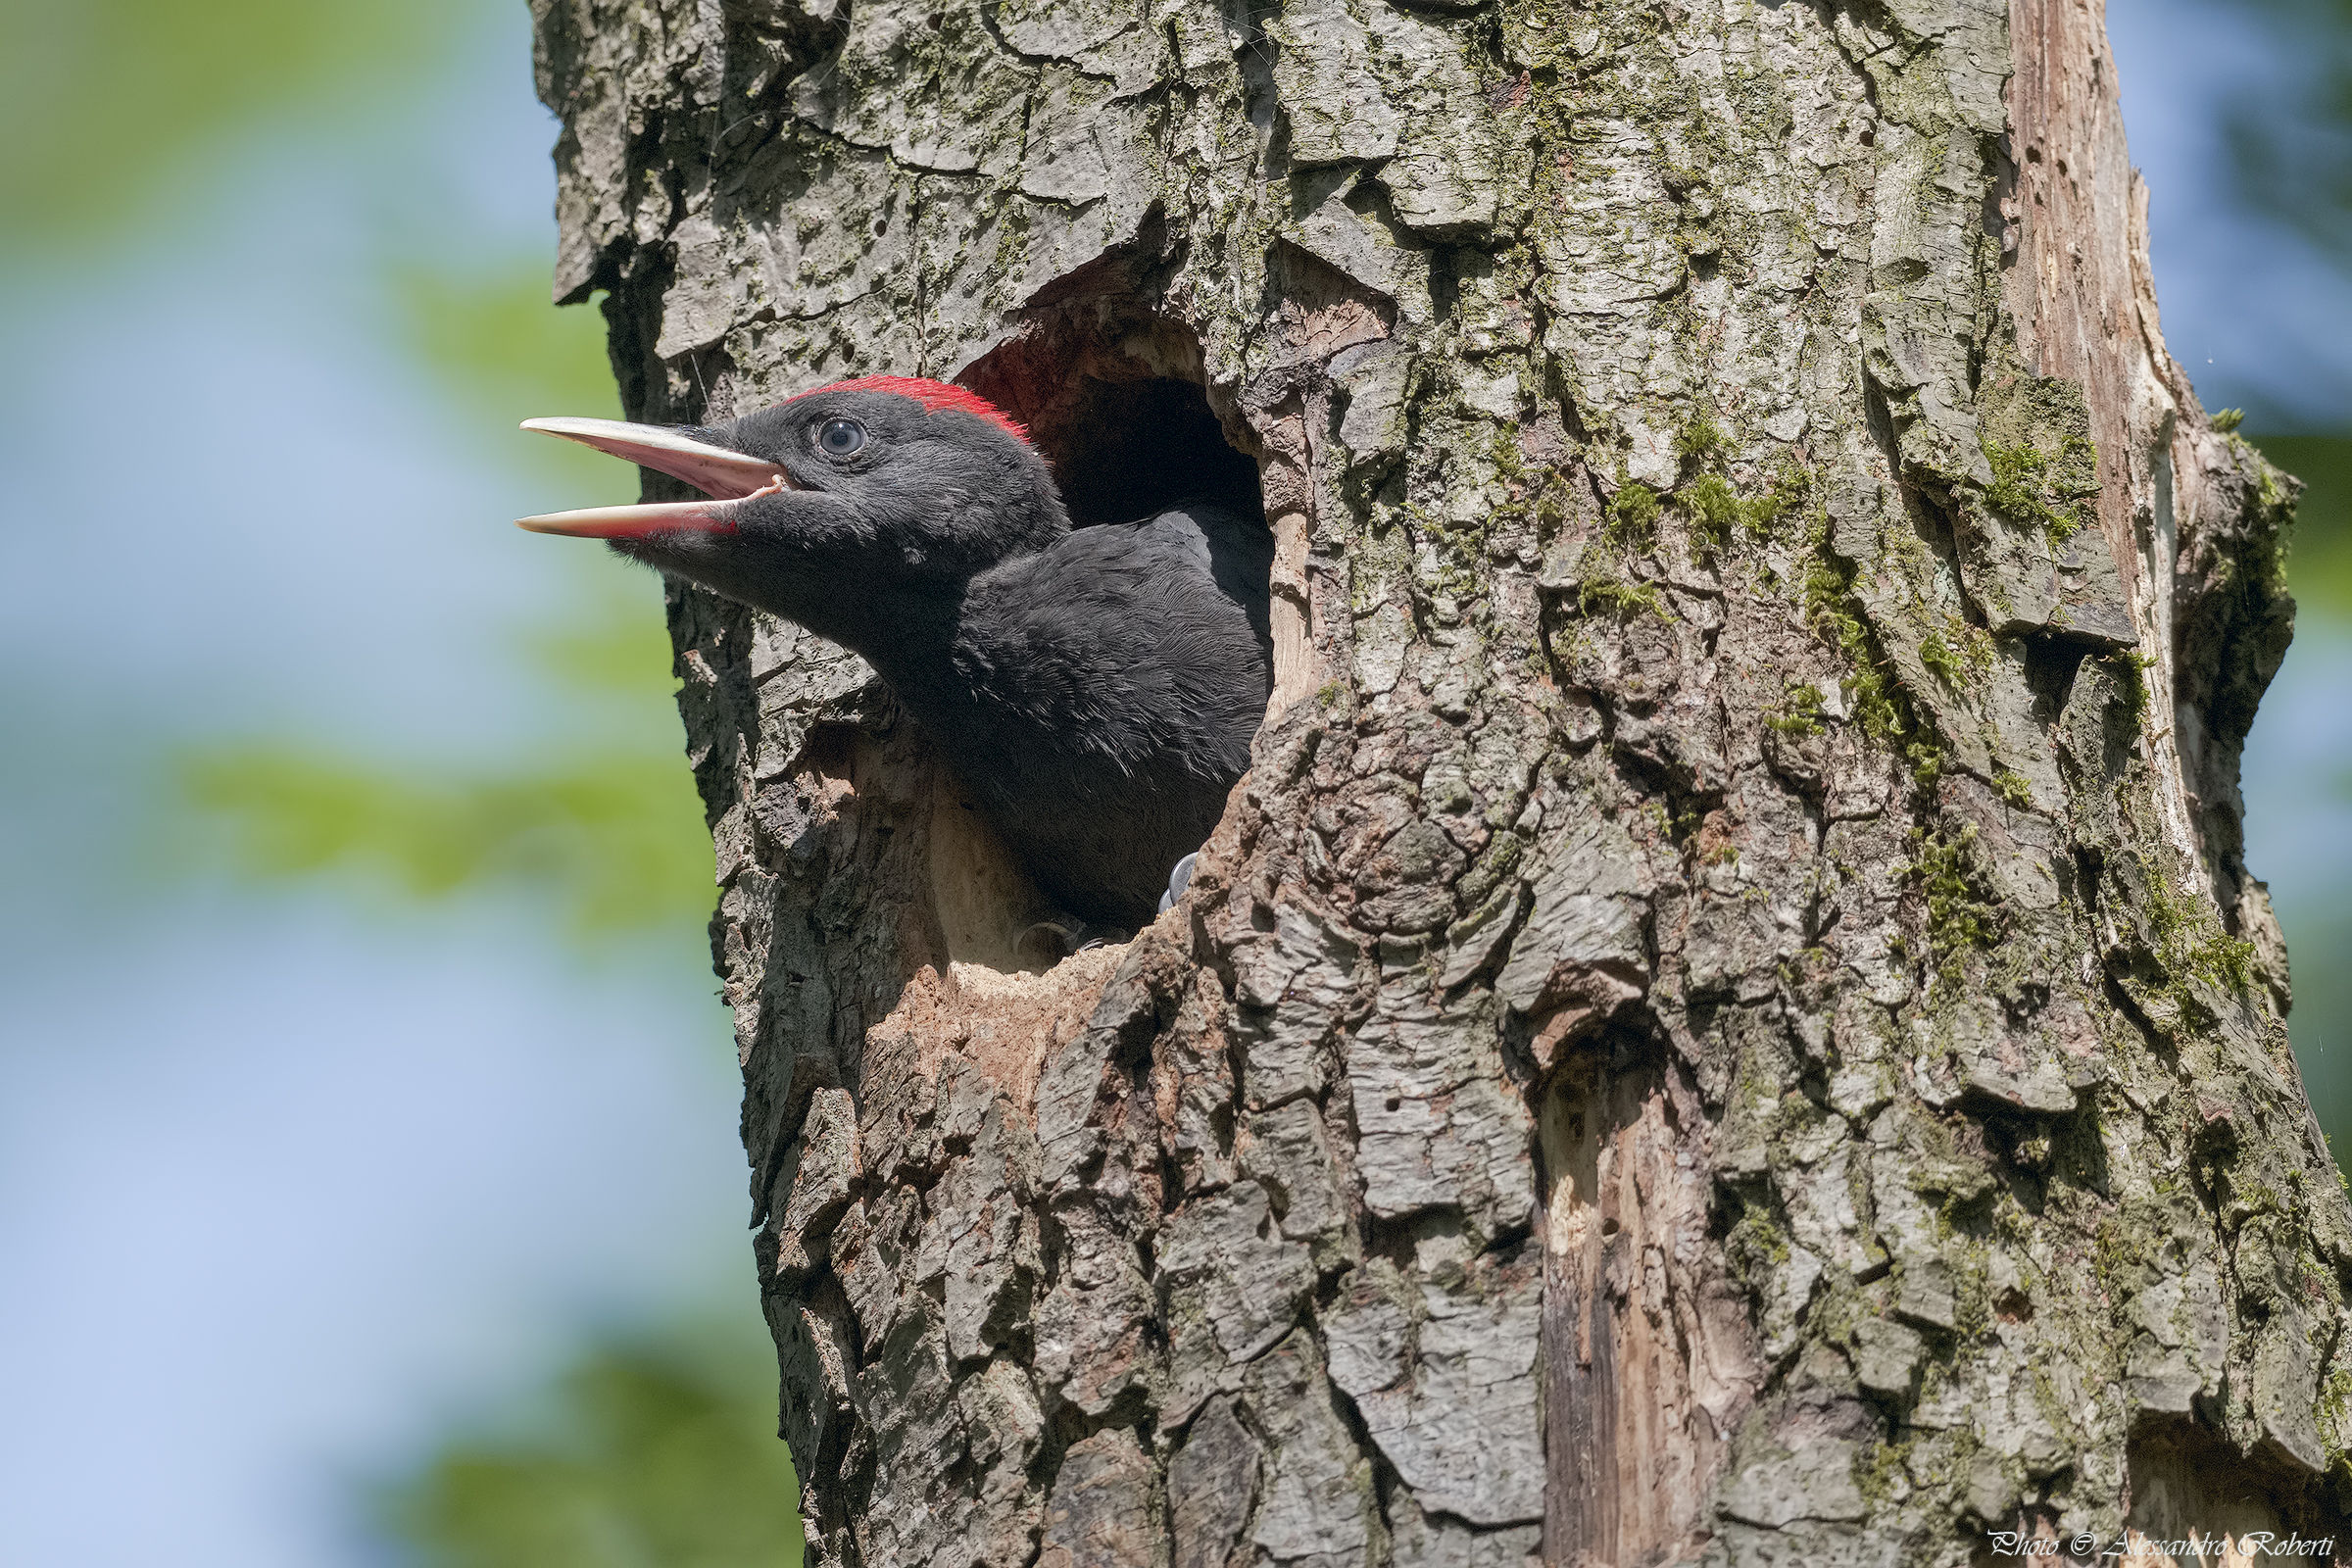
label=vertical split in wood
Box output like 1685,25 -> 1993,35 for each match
1541,1057 -> 1619,1564
1540,1052 -> 1739,1568
1254,405 -> 1325,716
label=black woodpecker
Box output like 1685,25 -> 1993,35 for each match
518,376 -> 1273,934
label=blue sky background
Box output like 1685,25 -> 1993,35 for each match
0,9 -> 750,1566
2,5 -> 2348,1566
2118,0 -> 2352,427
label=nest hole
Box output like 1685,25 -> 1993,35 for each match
965,333 -> 1265,532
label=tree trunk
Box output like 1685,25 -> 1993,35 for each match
531,0 -> 2352,1561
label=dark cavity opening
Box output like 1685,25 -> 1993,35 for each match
958,310 -> 1266,532
1046,375 -> 1263,529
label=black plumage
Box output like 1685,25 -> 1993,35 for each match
517,377 -> 1273,930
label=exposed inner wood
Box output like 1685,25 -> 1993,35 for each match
1542,1051 -> 1749,1568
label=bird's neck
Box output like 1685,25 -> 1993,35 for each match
894,557 -> 1122,752
814,562 -> 1037,739
786,577 -> 968,691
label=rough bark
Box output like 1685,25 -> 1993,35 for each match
531,0 -> 2352,1562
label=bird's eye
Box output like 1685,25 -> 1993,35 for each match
817,417 -> 867,458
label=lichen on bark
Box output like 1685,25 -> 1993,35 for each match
531,0 -> 2352,1560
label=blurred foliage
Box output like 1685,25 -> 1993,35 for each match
388,258 -> 624,474
2210,0 -> 2352,1162
396,264 -> 614,417
17,5 -> 789,1567
0,0 -> 465,254
2226,0 -> 2352,266
177,739 -> 710,937
2240,432 -> 2352,1155
176,259 -> 709,941
2268,434 -> 2352,1156
172,569 -> 710,942
2256,433 -> 2352,612
2287,906 -> 2352,1149
97,6 -> 2352,1568
164,195 -> 796,1568
386,1315 -> 804,1568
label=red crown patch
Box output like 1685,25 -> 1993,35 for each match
788,375 -> 1030,445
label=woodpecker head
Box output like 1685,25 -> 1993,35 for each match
517,377 -> 1067,652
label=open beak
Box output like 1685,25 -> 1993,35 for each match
515,498 -> 743,538
521,416 -> 784,497
515,416 -> 792,537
